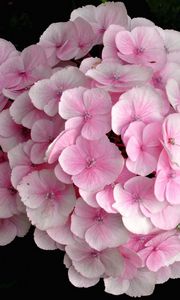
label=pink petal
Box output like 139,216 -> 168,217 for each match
34,228 -> 57,250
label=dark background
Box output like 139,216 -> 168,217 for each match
0,0 -> 180,298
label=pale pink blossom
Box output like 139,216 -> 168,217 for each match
0,109 -> 30,152
102,24 -> 125,62
155,149 -> 180,204
9,91 -> 46,129
70,2 -> 128,44
112,86 -> 164,135
30,116 -> 64,164
17,169 -> 76,230
66,237 -> 124,278
59,135 -> 124,191
119,246 -> 142,279
0,45 -> 51,99
73,17 -> 96,59
124,121 -> 162,176
59,87 -> 112,140
71,198 -> 128,250
104,268 -> 155,297
39,22 -> 78,66
95,165 -> 132,214
113,176 -> 163,234
29,67 -> 89,117
8,140 -> 48,188
138,231 -> 180,272
151,62 -> 180,90
86,61 -> 152,92
115,26 -> 166,71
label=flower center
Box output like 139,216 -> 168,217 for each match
153,76 -> 162,88
86,158 -> 96,168
134,47 -> 144,55
95,210 -> 104,223
8,186 -> 17,195
113,73 -> 120,81
168,137 -> 175,145
132,192 -> 140,202
83,111 -> 92,121
21,127 -> 30,138
45,191 -> 55,200
91,251 -> 99,258
18,71 -> 27,78
56,90 -> 63,98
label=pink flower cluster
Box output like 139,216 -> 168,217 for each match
1,1 -> 180,297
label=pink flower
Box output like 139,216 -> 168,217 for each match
162,113 -> 180,167
124,121 -> 162,176
113,176 -> 163,234
104,268 -> 155,297
138,231 -> 180,272
17,169 -> 76,230
59,135 -> 124,191
0,213 -> 30,246
72,18 -> 96,60
119,246 -> 142,279
86,61 -> 152,92
115,26 -> 166,71
0,109 -> 30,152
39,21 -> 78,66
151,62 -> 180,90
9,91 -> 46,129
155,150 -> 180,204
0,45 -> 51,99
112,86 -> 164,135
102,24 -> 125,62
8,140 -> 48,188
71,198 -> 128,251
95,164 -> 133,214
70,2 -> 128,44
59,87 -> 112,140
66,237 -> 124,278
29,67 -> 89,117
30,116 -> 64,164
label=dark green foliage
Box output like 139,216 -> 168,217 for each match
146,0 -> 180,30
